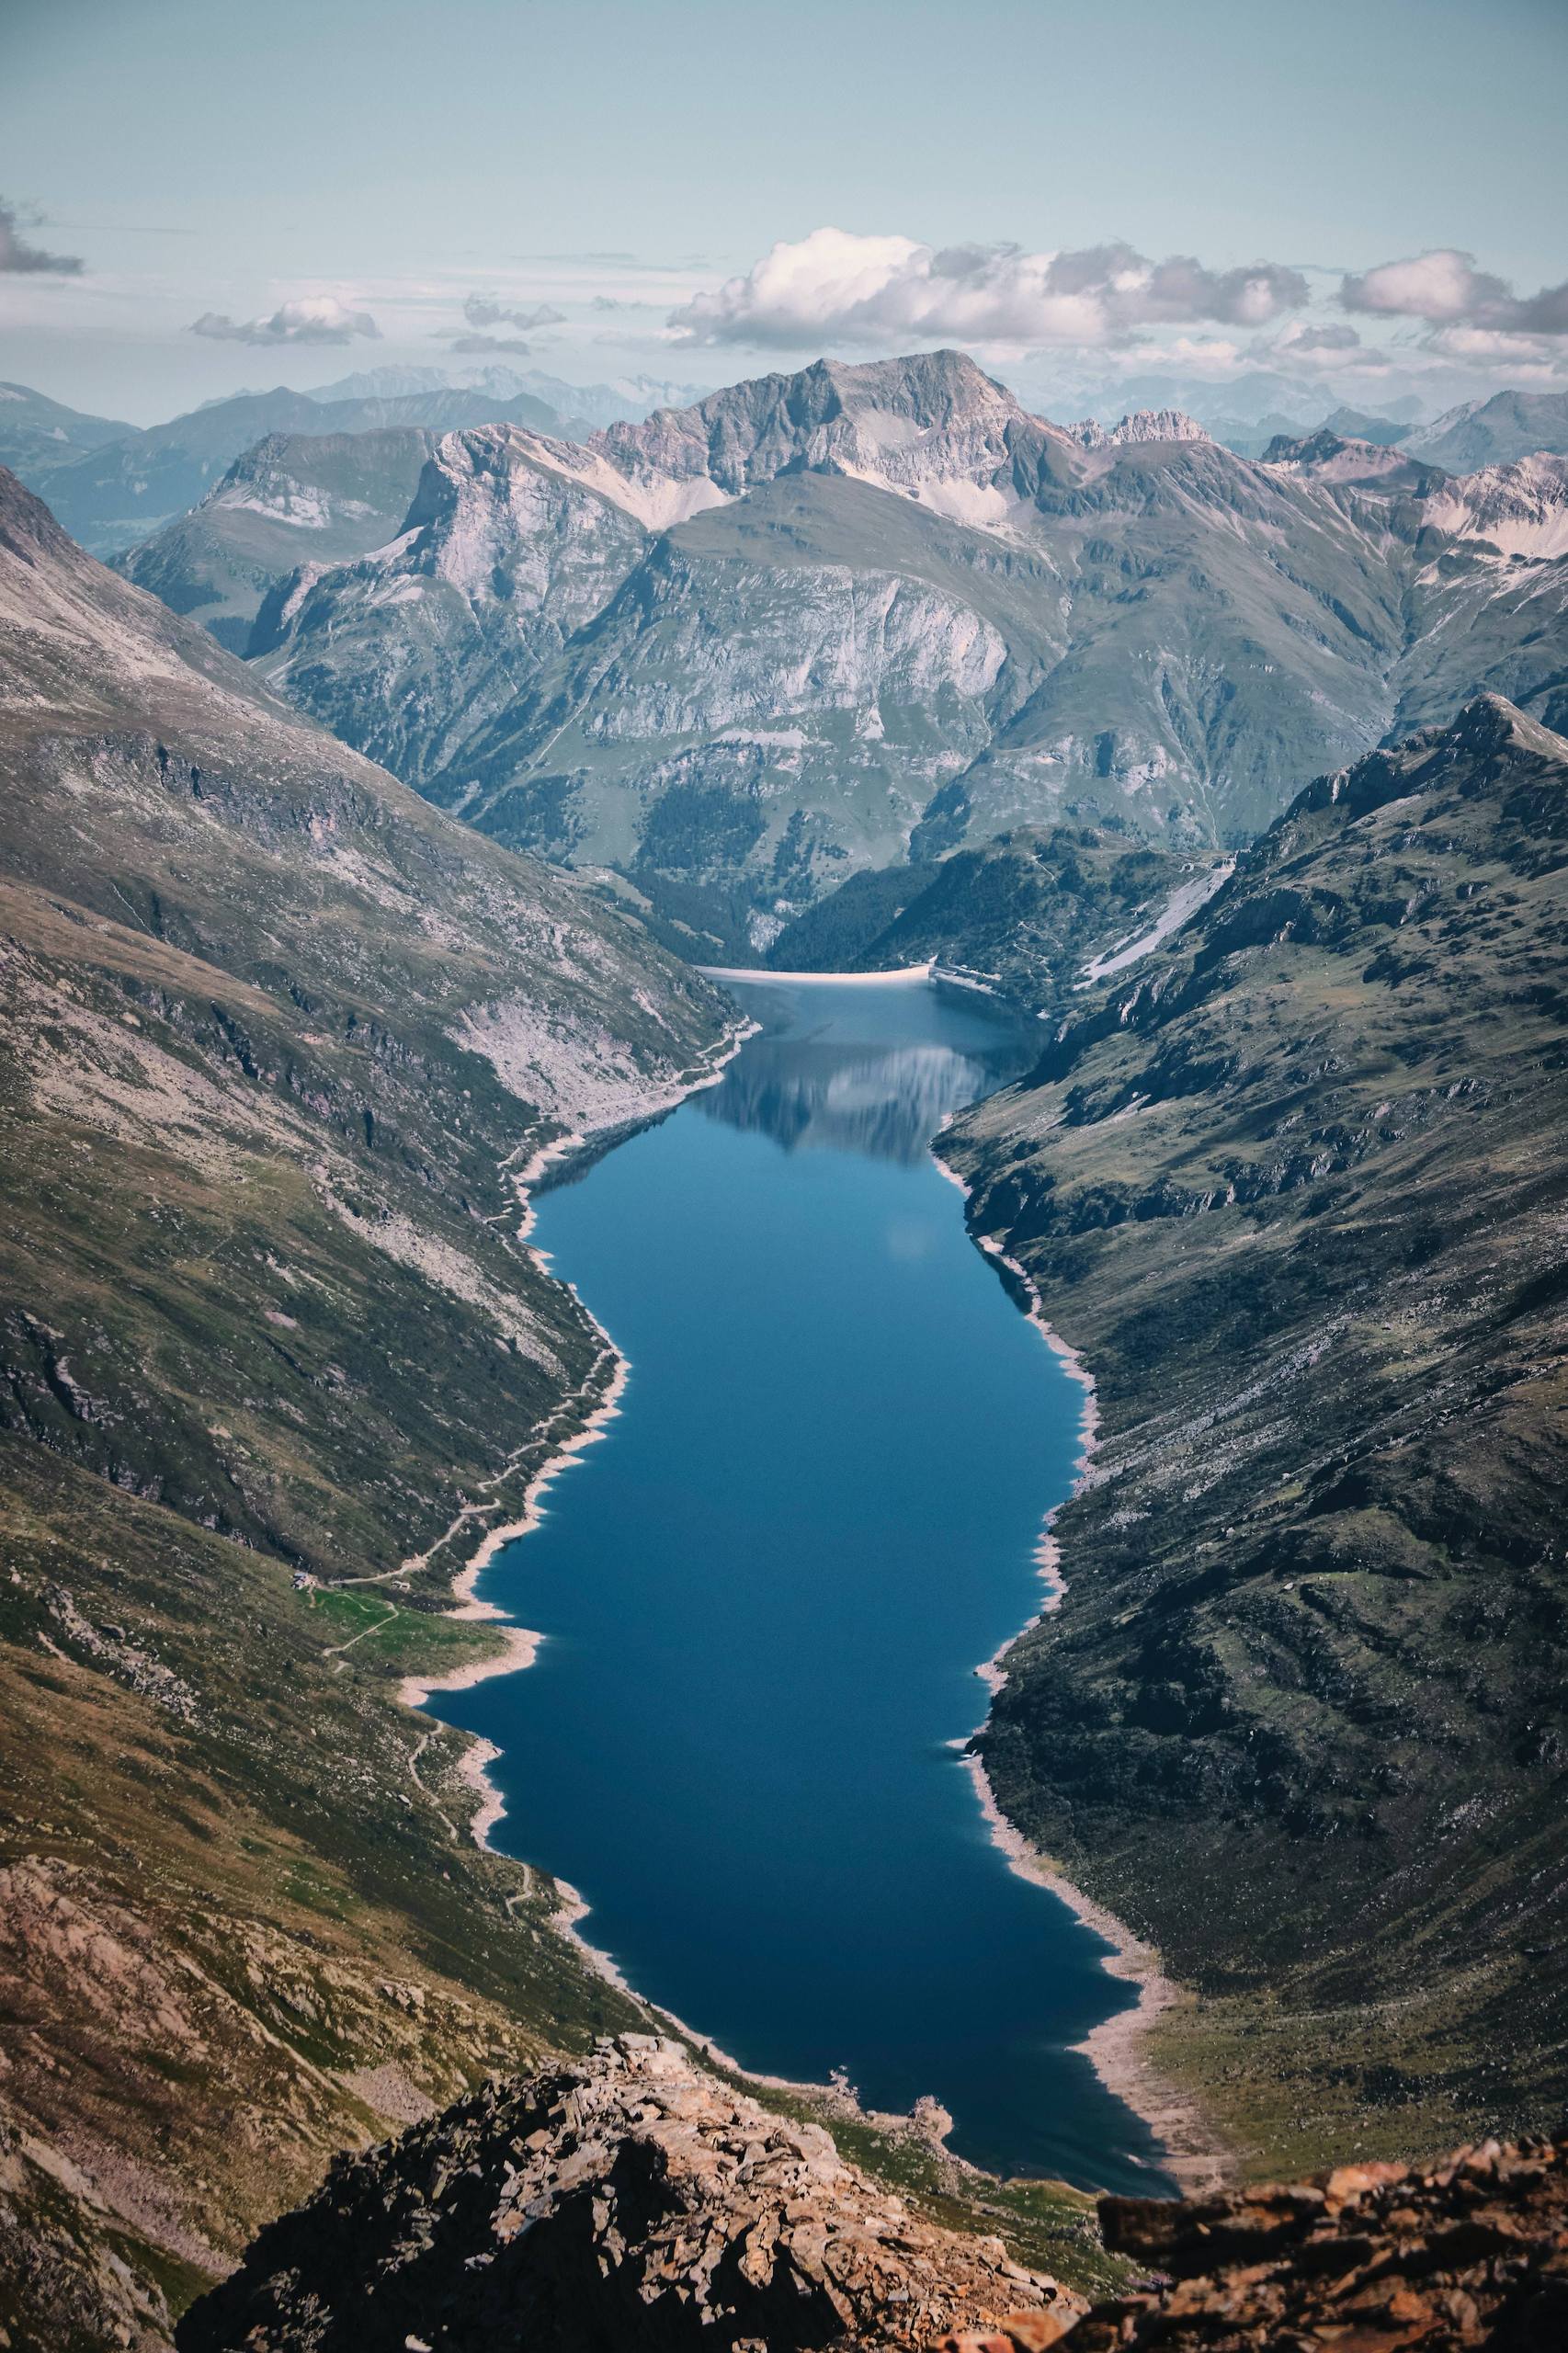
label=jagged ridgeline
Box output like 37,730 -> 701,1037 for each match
0,463 -> 740,2346
944,696 -> 1568,2174
103,349 -> 1568,963
178,2038 -> 1568,2352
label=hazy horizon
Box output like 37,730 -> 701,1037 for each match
5,0 -> 1566,426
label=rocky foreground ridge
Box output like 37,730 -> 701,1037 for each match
176,2037 -> 1088,2351
957,2135 -> 1568,2352
179,2038 -> 1568,2351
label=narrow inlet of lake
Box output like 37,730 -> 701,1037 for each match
426,977 -> 1172,2194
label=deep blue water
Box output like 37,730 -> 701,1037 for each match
427,978 -> 1171,2194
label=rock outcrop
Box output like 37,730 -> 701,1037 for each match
948,2133 -> 1568,2350
176,2036 -> 1089,2352
178,2048 -> 1568,2353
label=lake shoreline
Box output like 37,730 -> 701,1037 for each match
399,1017 -> 756,1825
407,984 -> 1209,2199
931,1131 -> 1233,2196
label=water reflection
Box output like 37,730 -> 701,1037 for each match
699,981 -> 1038,1163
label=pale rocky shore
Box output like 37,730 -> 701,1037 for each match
931,1135 -> 1224,2192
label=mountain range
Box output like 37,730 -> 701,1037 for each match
4,331 -> 1568,2348
0,379 -> 136,481
1403,388 -> 1568,472
11,382 -> 582,558
185,349 -> 1568,959
302,361 -> 714,426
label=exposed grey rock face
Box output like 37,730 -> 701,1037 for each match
176,2037 -> 1086,2353
1062,410 -> 1210,450
251,426 -> 653,792
156,351 -> 1568,958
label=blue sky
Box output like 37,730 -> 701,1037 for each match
4,0 -> 1566,422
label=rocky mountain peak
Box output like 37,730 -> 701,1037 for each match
585,347 -> 1036,512
177,2036 -> 1085,2352
1258,693 -> 1565,858
1064,409 -> 1210,451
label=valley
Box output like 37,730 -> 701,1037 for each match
2,329 -> 1566,2353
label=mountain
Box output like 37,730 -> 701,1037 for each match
35,382 -> 572,556
0,464 -> 740,2347
176,2035 -> 1099,2353
115,427 -> 444,651
0,379 -> 135,483
1403,389 -> 1568,471
768,823 -> 1223,1009
307,362 -> 710,427
1064,408 -> 1210,449
181,2056 -> 1568,2353
234,351 -> 1568,961
1259,425 -> 1449,495
250,422 -> 655,798
941,697 -> 1568,2179
1320,404 -> 1412,447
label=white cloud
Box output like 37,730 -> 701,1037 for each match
0,197 -> 82,276
188,294 -> 380,346
1342,249 -> 1568,335
1424,324 -> 1568,378
666,227 -> 1310,348
463,295 -> 565,331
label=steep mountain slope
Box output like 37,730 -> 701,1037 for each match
768,824 -> 1218,1011
37,382 -> 572,556
438,469 -> 1078,955
0,466 -> 738,2347
0,379 -> 134,484
116,427 -> 443,650
1404,388 -> 1568,471
234,353 -> 1568,957
250,425 -> 653,797
942,698 -> 1568,2177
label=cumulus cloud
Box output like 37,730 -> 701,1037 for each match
449,332 -> 533,355
463,295 -> 565,332
189,295 -> 380,346
666,226 -> 1310,347
1342,249 -> 1568,335
0,197 -> 83,275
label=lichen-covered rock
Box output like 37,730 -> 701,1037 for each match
176,2036 -> 1087,2352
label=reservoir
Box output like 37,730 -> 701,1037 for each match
426,976 -> 1171,2195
